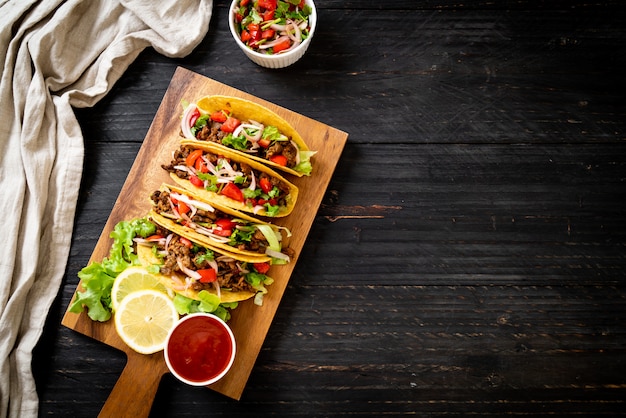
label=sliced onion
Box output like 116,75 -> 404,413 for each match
213,281 -> 221,300
165,233 -> 174,252
270,23 -> 287,31
177,257 -> 201,281
173,164 -> 196,175
170,192 -> 215,212
286,19 -> 301,43
168,274 -> 187,291
259,35 -> 290,50
216,255 -> 236,262
236,262 -> 249,274
234,123 -> 263,142
181,105 -> 198,139
168,196 -> 181,218
291,140 -> 301,165
265,248 -> 291,263
193,225 -> 233,243
180,212 -> 195,228
208,259 -> 219,272
202,156 -> 218,176
133,237 -> 165,246
248,170 -> 256,190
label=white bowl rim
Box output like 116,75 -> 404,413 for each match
228,0 -> 317,61
164,312 -> 236,386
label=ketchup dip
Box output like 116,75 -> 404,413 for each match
164,313 -> 236,386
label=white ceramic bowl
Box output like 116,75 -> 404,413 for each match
229,0 -> 317,69
164,313 -> 236,386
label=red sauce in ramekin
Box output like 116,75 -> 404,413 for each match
165,314 -> 235,385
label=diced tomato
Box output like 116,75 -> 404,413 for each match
190,175 -> 204,188
247,23 -> 260,32
189,107 -> 201,128
258,0 -> 277,10
185,149 -> 204,167
272,37 -> 291,53
257,198 -> 267,205
194,157 -> 208,173
212,218 -> 235,236
240,30 -> 251,43
215,218 -> 237,231
220,117 -> 241,133
220,182 -> 244,202
145,234 -> 164,242
253,262 -> 271,274
268,198 -> 277,206
269,154 -> 288,166
261,10 -> 275,21
177,201 -> 190,215
261,29 -> 275,39
298,0 -> 306,9
245,198 -> 257,207
197,268 -> 217,283
240,0 -> 250,6
235,12 -> 244,22
259,177 -> 273,194
210,111 -> 228,123
180,237 -> 193,248
258,138 -> 271,148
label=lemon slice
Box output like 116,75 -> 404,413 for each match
114,289 -> 179,354
111,266 -> 168,311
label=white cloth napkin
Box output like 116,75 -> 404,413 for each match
0,0 -> 212,416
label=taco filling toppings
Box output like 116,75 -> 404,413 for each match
150,188 -> 292,263
162,145 -> 292,217
180,105 -> 314,175
135,225 -> 273,303
233,0 -> 313,55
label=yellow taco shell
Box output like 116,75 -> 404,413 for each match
136,243 -> 255,303
149,208 -> 272,262
174,140 -> 298,217
193,95 -> 312,177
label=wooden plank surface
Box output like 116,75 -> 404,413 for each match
34,1 -> 626,417
61,67 -> 347,411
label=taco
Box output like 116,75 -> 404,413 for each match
135,221 -> 274,305
179,95 -> 316,177
162,141 -> 298,218
149,184 -> 293,263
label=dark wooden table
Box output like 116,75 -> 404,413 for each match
33,1 -> 626,416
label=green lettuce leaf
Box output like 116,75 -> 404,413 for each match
69,218 -> 156,322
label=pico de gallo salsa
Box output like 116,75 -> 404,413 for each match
233,0 -> 313,55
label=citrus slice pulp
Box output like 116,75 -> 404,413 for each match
111,266 -> 168,311
114,289 -> 179,354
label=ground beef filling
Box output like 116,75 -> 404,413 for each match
154,227 -> 256,294
183,121 -> 299,168
161,146 -> 292,208
150,189 -> 270,254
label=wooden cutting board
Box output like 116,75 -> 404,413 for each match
62,67 -> 348,417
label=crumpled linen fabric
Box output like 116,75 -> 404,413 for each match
0,0 -> 212,416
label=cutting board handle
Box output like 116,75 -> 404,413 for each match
98,352 -> 168,418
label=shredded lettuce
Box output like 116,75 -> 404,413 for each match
262,126 -> 286,141
294,150 -> 317,176
222,133 -> 249,151
256,224 -> 281,252
173,291 -> 235,322
69,218 -> 156,322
